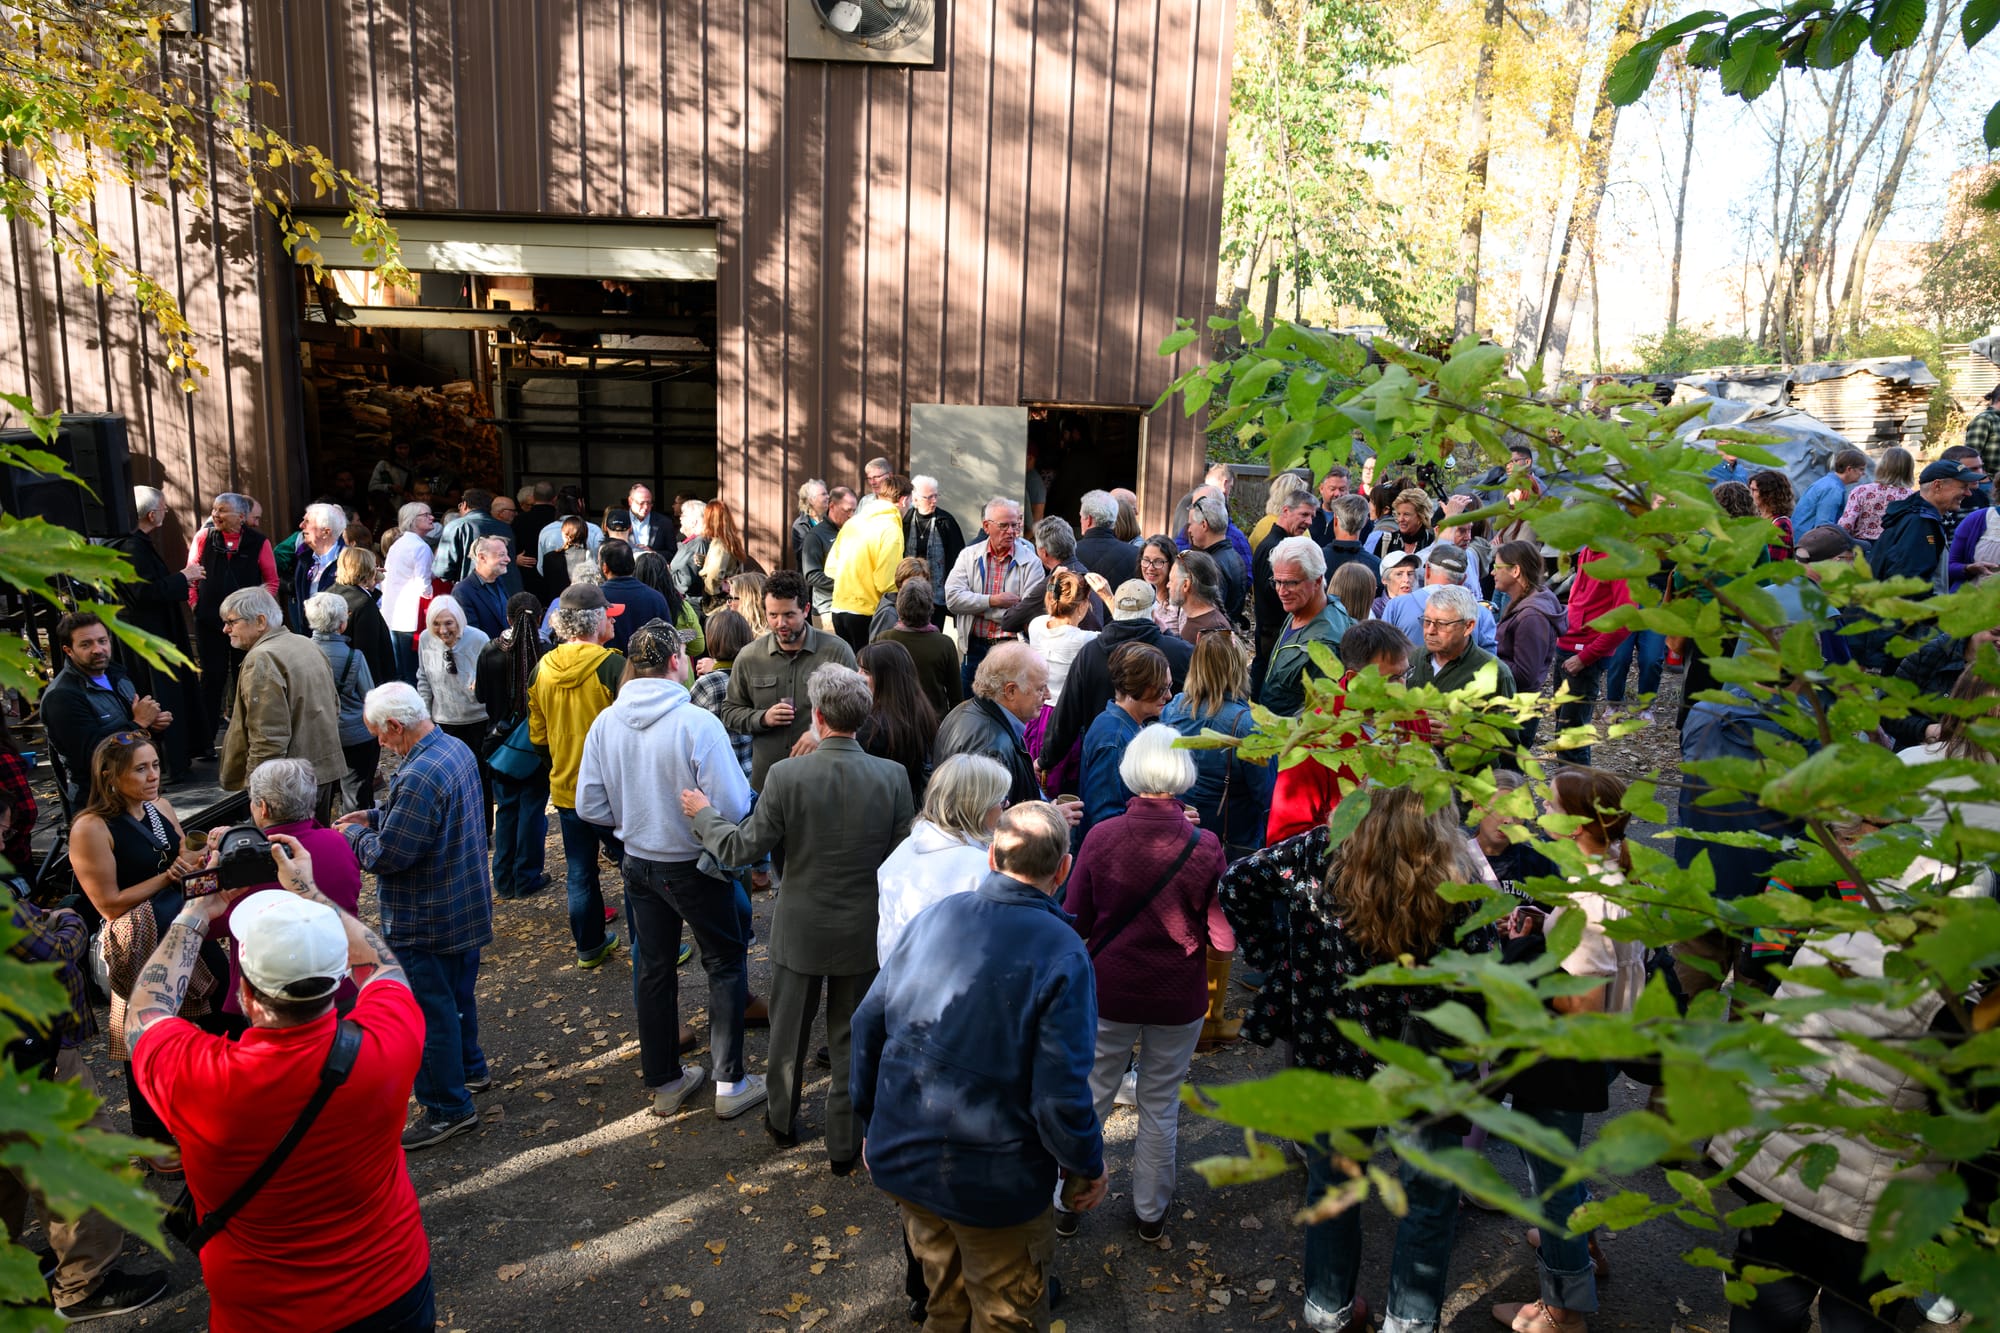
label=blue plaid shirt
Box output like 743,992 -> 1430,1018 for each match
349,728 -> 493,954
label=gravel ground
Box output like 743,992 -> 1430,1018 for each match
51,660 -> 1790,1332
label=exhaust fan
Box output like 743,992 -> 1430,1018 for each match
788,0 -> 937,65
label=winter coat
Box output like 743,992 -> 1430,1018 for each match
219,626 -> 349,793
1496,585 -> 1563,693
933,697 -> 1042,809
1556,547 -> 1632,664
1040,620 -> 1193,774
874,820 -> 992,963
527,641 -> 625,809
852,871 -> 1103,1228
942,538 -> 1048,645
1708,931 -> 1947,1242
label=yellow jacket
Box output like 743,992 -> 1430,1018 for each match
527,640 -> 625,808
827,499 -> 907,616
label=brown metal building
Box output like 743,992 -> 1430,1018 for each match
0,0 -> 1233,560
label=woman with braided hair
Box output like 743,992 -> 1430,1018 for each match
477,593 -> 550,899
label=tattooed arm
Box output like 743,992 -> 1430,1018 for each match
125,892 -> 233,1049
265,833 -> 406,991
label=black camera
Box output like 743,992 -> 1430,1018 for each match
184,826 -> 276,897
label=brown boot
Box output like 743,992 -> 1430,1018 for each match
1198,948 -> 1242,1051
744,995 -> 770,1029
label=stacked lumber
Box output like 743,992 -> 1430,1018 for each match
305,362 -> 502,496
1788,373 -> 1932,451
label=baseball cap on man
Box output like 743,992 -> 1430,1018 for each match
558,581 -> 624,619
1795,524 -> 1855,563
1921,459 -> 1983,485
1424,545 -> 1468,577
604,508 -> 633,533
232,890 -> 349,1001
1110,579 -> 1156,620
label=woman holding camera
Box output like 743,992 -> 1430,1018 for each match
69,730 -> 219,1172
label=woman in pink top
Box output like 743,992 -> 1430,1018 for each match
1837,445 -> 1914,541
1139,535 -> 1182,638
1062,723 -> 1232,1242
216,759 -> 366,1014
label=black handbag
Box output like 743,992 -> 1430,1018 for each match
1087,828 -> 1202,959
165,1020 -> 364,1252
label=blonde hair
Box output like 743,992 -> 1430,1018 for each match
1264,472 -> 1311,517
1181,630 -> 1248,717
1325,787 -> 1474,959
336,544 -> 378,587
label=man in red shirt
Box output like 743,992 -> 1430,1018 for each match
128,835 -> 434,1333
1266,620 -> 1412,843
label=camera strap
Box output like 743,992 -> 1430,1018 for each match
178,1019 -> 364,1253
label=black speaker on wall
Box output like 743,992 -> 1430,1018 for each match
0,413 -> 134,539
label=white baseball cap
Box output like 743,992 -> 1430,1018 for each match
232,891 -> 349,1001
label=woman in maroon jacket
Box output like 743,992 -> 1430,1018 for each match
1061,722 -> 1232,1244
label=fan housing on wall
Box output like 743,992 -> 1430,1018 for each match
788,0 -> 937,66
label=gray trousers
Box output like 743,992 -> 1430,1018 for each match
767,963 -> 875,1162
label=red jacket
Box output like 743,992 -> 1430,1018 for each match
1557,548 -> 1632,666
1266,676 -> 1363,843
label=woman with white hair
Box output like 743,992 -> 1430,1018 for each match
1061,722 -> 1231,1243
874,753 -> 1011,963
306,591 -> 379,807
380,499 -> 438,685
415,595 -> 491,821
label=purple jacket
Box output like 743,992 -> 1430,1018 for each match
1946,506 -> 1997,590
1496,585 -> 1562,693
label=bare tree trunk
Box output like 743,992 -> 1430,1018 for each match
1455,0 -> 1505,340
1665,58 -> 1699,334
1510,0 -> 1594,367
1835,0 -> 1956,345
1261,262 -> 1281,331
1535,0 -> 1649,377
1589,242 -> 1603,373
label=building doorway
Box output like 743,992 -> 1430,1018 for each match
1027,403 -> 1146,528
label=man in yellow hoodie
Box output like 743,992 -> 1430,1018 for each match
529,583 -> 628,969
826,474 -> 911,652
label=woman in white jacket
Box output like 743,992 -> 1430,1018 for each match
415,595 -> 491,823
874,753 -> 1011,964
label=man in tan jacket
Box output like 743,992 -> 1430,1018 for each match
217,587 -> 349,820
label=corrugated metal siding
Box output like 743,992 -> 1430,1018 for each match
0,0 -> 1233,558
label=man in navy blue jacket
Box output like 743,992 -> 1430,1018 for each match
852,802 -> 1106,1329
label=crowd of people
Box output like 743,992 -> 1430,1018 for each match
6,416 -> 1993,1331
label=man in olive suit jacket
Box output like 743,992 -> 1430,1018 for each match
683,663 -> 913,1172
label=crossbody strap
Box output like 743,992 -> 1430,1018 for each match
1088,828 -> 1202,959
187,1019 -> 364,1250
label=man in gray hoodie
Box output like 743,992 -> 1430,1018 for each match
574,622 -> 763,1122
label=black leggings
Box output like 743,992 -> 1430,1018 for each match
1730,1208 -> 1896,1333
336,1269 -> 436,1332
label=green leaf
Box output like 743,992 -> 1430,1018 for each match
1725,1200 -> 1785,1228
1189,1068 -> 1394,1140
1719,31 -> 1782,97
1809,8 -> 1874,65
1265,420 -> 1311,474
1157,327 -> 1199,357
0,1136 -> 165,1246
1687,30 -> 1728,65
1968,0 -> 2000,46
1986,100 -> 2000,151
1437,341 -> 1506,402
1606,42 -> 1665,105
1325,786 -> 1373,850
1869,0 -> 1925,55
1797,1141 -> 1841,1190
1867,1175 -> 1967,1279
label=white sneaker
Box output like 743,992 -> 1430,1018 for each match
1114,1068 -> 1138,1107
715,1073 -> 769,1120
1919,1293 -> 1959,1325
650,1065 -> 707,1117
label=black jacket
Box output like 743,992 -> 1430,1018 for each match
1321,538 -> 1381,593
1040,620 -> 1193,770
933,696 -> 1042,808
1074,529 -> 1138,587
1195,538 -> 1249,622
999,557 -> 1105,636
41,662 -> 138,795
793,515 -> 838,619
289,539 -> 343,632
333,583 -> 398,692
1884,630 -> 1970,748
1873,491 -> 1947,592
903,507 -> 968,587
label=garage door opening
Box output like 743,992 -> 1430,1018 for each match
296,216 -> 718,533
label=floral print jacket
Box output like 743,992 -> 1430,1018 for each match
1218,826 -> 1495,1079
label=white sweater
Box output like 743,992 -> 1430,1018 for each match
416,627 -> 490,726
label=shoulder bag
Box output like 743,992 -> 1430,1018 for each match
1087,826 -> 1202,959
166,1019 -> 364,1252
485,717 -> 545,782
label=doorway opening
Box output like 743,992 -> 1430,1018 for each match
1025,403 -> 1146,528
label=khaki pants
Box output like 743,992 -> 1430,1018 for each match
897,1196 -> 1052,1332
0,1050 -> 123,1305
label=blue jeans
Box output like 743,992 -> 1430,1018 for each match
623,856 -> 750,1085
1517,1105 -> 1597,1312
557,806 -> 622,954
1303,1121 -> 1461,1333
960,633 -> 997,696
400,947 -> 484,1121
491,771 -> 550,898
1602,630 -> 1665,705
390,631 -> 419,687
